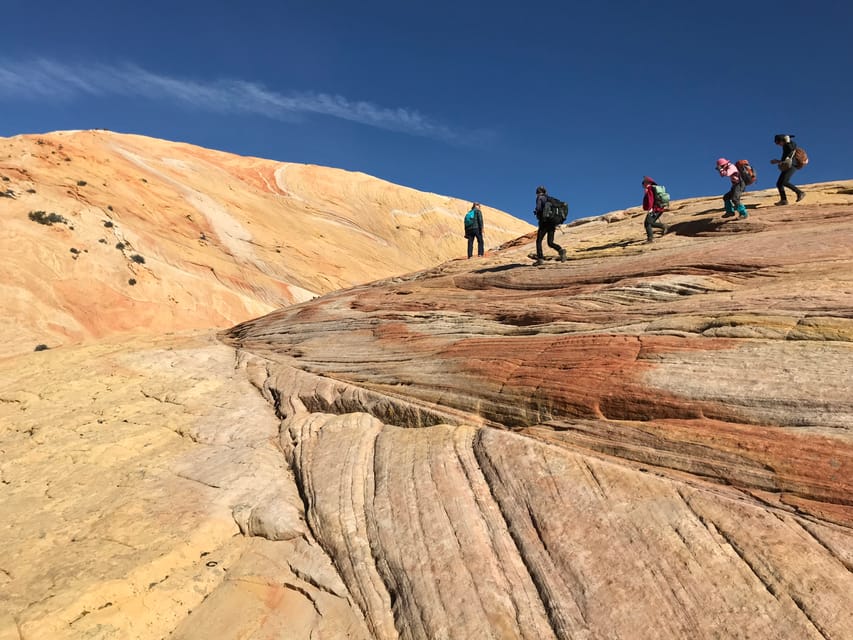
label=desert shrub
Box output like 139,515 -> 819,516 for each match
107,205 -> 113,211
128,278 -> 137,286
69,248 -> 79,254
99,238 -> 107,244
26,188 -> 36,194
34,344 -> 49,351
77,180 -> 87,187
103,220 -> 114,228
130,254 -> 145,264
115,242 -> 125,250
28,210 -> 68,226
1,176 -> 9,182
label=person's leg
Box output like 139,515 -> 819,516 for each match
535,226 -> 546,262
723,188 -> 736,216
546,226 -> 566,261
733,182 -> 747,218
476,230 -> 484,256
644,212 -> 656,241
467,235 -> 474,259
779,167 -> 804,201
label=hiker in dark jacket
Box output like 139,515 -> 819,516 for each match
642,176 -> 667,243
464,202 -> 484,258
533,186 -> 566,265
771,134 -> 805,205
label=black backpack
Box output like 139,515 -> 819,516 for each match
541,196 -> 568,224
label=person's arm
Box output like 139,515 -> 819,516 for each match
643,187 -> 653,211
476,208 -> 484,232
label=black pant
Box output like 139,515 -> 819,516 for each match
536,223 -> 562,258
776,167 -> 803,200
466,230 -> 483,258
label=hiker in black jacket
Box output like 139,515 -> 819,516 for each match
771,134 -> 806,205
533,186 -> 566,266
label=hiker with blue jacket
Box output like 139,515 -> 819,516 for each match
533,185 -> 566,265
642,176 -> 668,243
771,134 -> 806,205
463,202 -> 484,259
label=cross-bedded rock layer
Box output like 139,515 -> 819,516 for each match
222,185 -> 853,638
2,172 -> 852,639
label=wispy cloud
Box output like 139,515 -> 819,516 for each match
0,58 -> 491,145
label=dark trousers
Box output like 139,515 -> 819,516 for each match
466,230 -> 483,258
536,223 -> 562,258
776,167 -> 803,200
724,180 -> 745,207
644,211 -> 665,240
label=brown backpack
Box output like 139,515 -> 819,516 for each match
793,146 -> 809,168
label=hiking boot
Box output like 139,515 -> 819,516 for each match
644,238 -> 654,244
738,213 -> 748,219
533,258 -> 544,266
559,248 -> 567,262
796,192 -> 806,202
774,200 -> 788,206
660,224 -> 669,236
722,211 -> 735,218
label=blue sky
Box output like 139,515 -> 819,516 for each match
1,0 -> 850,224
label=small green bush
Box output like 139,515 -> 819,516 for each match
128,278 -> 137,286
130,254 -> 145,264
28,211 -> 68,226
34,344 -> 49,352
115,242 -> 125,250
77,180 -> 87,187
103,220 -> 114,228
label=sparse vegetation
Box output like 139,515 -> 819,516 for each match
130,254 -> 146,264
128,278 -> 137,286
28,210 -> 68,226
77,180 -> 87,187
99,238 -> 107,244
107,205 -> 113,211
140,178 -> 148,183
2,176 -> 9,182
34,344 -> 49,352
103,220 -> 114,228
115,242 -> 125,250
1,189 -> 15,198
26,188 -> 36,194
70,248 -> 79,254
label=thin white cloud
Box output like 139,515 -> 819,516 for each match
0,58 -> 491,145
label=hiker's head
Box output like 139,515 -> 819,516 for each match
774,134 -> 791,145
642,176 -> 655,186
536,185 -> 546,195
715,158 -> 730,173
472,202 -> 480,209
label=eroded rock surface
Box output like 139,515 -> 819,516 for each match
223,183 -> 853,638
2,178 -> 852,639
0,130 -> 532,359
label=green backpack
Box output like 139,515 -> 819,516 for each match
464,209 -> 479,231
652,185 -> 671,209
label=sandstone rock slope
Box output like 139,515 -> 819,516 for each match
0,130 -> 532,358
2,171 -> 852,639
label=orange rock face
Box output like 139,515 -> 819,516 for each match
2,130 -> 851,640
0,130 -> 532,358
223,183 -> 853,638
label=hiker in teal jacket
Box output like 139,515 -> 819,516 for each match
464,202 -> 484,258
